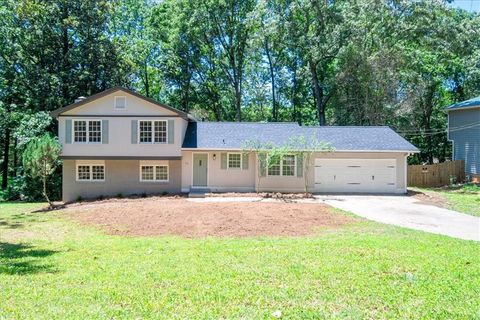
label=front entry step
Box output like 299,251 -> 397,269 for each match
188,188 -> 210,198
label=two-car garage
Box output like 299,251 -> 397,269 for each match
314,158 -> 398,193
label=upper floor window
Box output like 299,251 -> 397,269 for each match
139,120 -> 167,143
115,96 -> 126,110
73,120 -> 101,143
268,155 -> 296,177
228,153 -> 242,169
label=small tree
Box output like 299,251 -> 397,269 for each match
287,135 -> 334,194
22,134 -> 61,208
243,139 -> 289,192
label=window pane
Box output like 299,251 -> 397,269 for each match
88,121 -> 102,143
282,155 -> 295,176
139,121 -> 152,143
77,165 -> 90,180
268,156 -> 281,176
155,166 -> 168,181
228,154 -> 241,169
74,121 -> 87,142
141,166 -> 154,180
154,121 -> 167,143
92,165 -> 105,180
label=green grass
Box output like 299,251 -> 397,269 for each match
415,184 -> 480,217
0,202 -> 479,319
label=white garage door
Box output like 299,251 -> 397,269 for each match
314,159 -> 397,193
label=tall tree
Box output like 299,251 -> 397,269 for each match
193,0 -> 257,121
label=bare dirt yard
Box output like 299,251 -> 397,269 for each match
63,197 -> 354,238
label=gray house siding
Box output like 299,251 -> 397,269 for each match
62,159 -> 182,202
448,108 -> 480,176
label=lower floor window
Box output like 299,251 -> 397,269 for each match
268,155 -> 296,177
77,164 -> 105,181
282,155 -> 296,176
140,165 -> 168,182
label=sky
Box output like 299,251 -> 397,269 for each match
448,0 -> 480,12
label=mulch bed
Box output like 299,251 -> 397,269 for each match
63,197 -> 353,238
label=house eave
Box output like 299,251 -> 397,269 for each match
181,148 -> 419,153
60,155 -> 182,160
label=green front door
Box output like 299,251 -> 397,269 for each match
193,153 -> 208,187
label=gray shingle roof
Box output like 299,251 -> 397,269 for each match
182,122 -> 419,152
446,96 -> 480,111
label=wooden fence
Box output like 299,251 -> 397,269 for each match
407,160 -> 465,187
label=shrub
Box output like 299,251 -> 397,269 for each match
22,134 -> 61,208
116,193 -> 123,198
161,191 -> 169,196
76,196 -> 83,202
0,169 -> 61,202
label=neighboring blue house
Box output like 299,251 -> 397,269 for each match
446,97 -> 480,180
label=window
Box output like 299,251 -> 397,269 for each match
139,121 -> 152,143
91,165 -> 105,180
74,121 -> 87,143
77,164 -> 105,181
154,121 -> 167,143
77,165 -> 91,180
140,165 -> 169,182
228,153 -> 241,169
282,155 -> 296,176
155,166 -> 168,181
73,120 -> 102,143
268,156 -> 281,176
268,155 -> 296,177
115,96 -> 126,110
141,166 -> 154,181
139,120 -> 167,143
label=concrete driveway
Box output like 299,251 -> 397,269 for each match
318,195 -> 480,241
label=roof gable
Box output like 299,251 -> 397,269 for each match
50,87 -> 190,119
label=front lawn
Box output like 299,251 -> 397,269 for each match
0,202 -> 479,319
414,184 -> 480,217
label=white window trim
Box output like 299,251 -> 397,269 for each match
137,120 -> 168,144
76,163 -> 105,182
114,96 -> 126,110
266,154 -> 296,177
139,164 -> 169,182
72,119 -> 102,144
227,152 -> 242,170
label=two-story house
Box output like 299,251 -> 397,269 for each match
51,87 -> 419,202
446,96 -> 480,182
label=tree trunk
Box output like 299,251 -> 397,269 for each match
292,63 -> 300,124
234,81 -> 242,122
143,60 -> 150,97
2,128 -> 10,190
43,175 -> 53,209
265,39 -> 277,121
213,102 -> 222,121
12,138 -> 17,177
61,3 -> 70,105
309,59 -> 325,126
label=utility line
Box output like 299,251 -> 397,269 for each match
394,122 -> 480,134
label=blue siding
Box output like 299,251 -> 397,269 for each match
448,108 -> 480,175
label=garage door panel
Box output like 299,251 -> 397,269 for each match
314,158 -> 397,193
